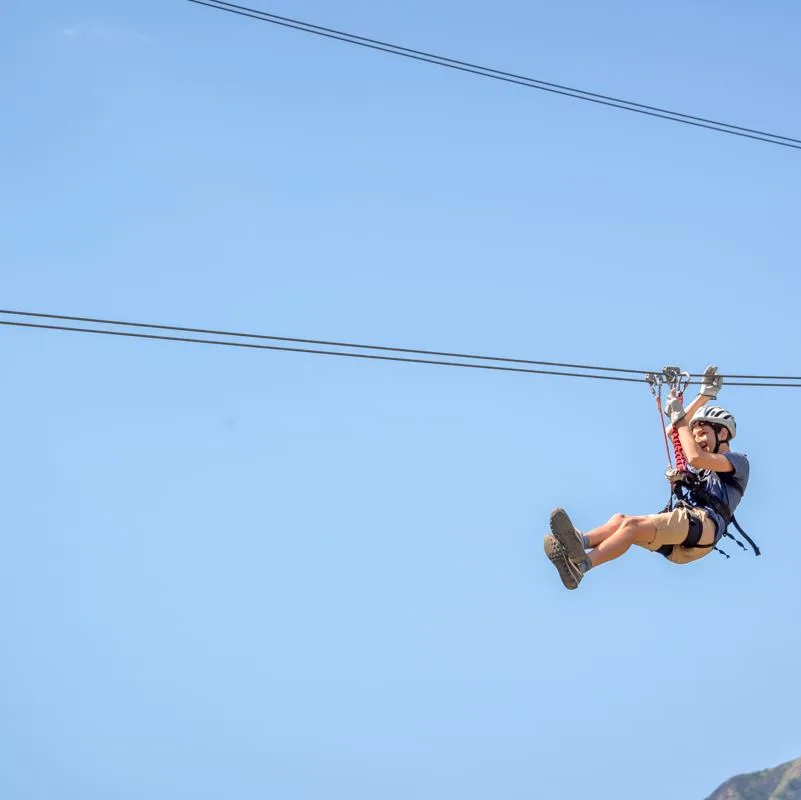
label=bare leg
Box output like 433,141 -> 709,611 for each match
582,513 -> 627,548
545,511 -> 657,590
589,516 -> 657,568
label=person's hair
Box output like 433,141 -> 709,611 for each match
713,424 -> 730,444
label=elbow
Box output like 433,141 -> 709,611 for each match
686,453 -> 706,470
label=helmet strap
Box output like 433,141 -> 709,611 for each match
711,424 -> 729,453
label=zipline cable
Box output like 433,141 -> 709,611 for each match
185,0 -> 801,151
0,320 -> 646,383
3,310 -> 801,387
0,308 -> 651,376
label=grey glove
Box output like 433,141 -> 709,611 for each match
700,365 -> 723,399
664,390 -> 686,425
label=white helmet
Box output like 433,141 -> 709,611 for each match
690,405 -> 736,440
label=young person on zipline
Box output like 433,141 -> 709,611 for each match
545,366 -> 752,590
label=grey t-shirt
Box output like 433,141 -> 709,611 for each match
686,452 -> 750,537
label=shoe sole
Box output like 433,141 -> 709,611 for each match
544,534 -> 581,590
550,507 -> 586,565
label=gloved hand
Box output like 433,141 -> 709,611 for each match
700,365 -> 723,399
664,389 -> 686,425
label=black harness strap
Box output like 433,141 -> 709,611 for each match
655,507 -> 704,559
685,485 -> 760,557
730,517 -> 761,556
658,470 -> 761,559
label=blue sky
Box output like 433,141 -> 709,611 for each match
2,1 -> 800,798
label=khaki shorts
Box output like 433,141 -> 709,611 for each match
637,506 -> 718,565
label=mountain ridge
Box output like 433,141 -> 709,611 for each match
705,756 -> 801,800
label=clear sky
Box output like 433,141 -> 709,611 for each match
3,1 -> 800,798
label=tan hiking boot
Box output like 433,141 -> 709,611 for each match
544,534 -> 583,590
550,508 -> 586,566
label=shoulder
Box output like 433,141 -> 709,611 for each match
725,451 -> 749,468
724,451 -> 749,478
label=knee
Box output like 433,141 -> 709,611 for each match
609,513 -> 626,526
624,516 -> 656,543
617,515 -> 648,538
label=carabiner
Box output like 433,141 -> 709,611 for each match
645,372 -> 663,399
662,366 -> 691,397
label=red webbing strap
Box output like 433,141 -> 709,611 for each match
670,427 -> 687,470
669,392 -> 688,472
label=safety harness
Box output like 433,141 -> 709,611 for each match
645,368 -> 760,560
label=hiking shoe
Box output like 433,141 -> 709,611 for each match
550,507 -> 586,565
544,534 -> 582,590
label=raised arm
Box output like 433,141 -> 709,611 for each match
664,391 -> 709,436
